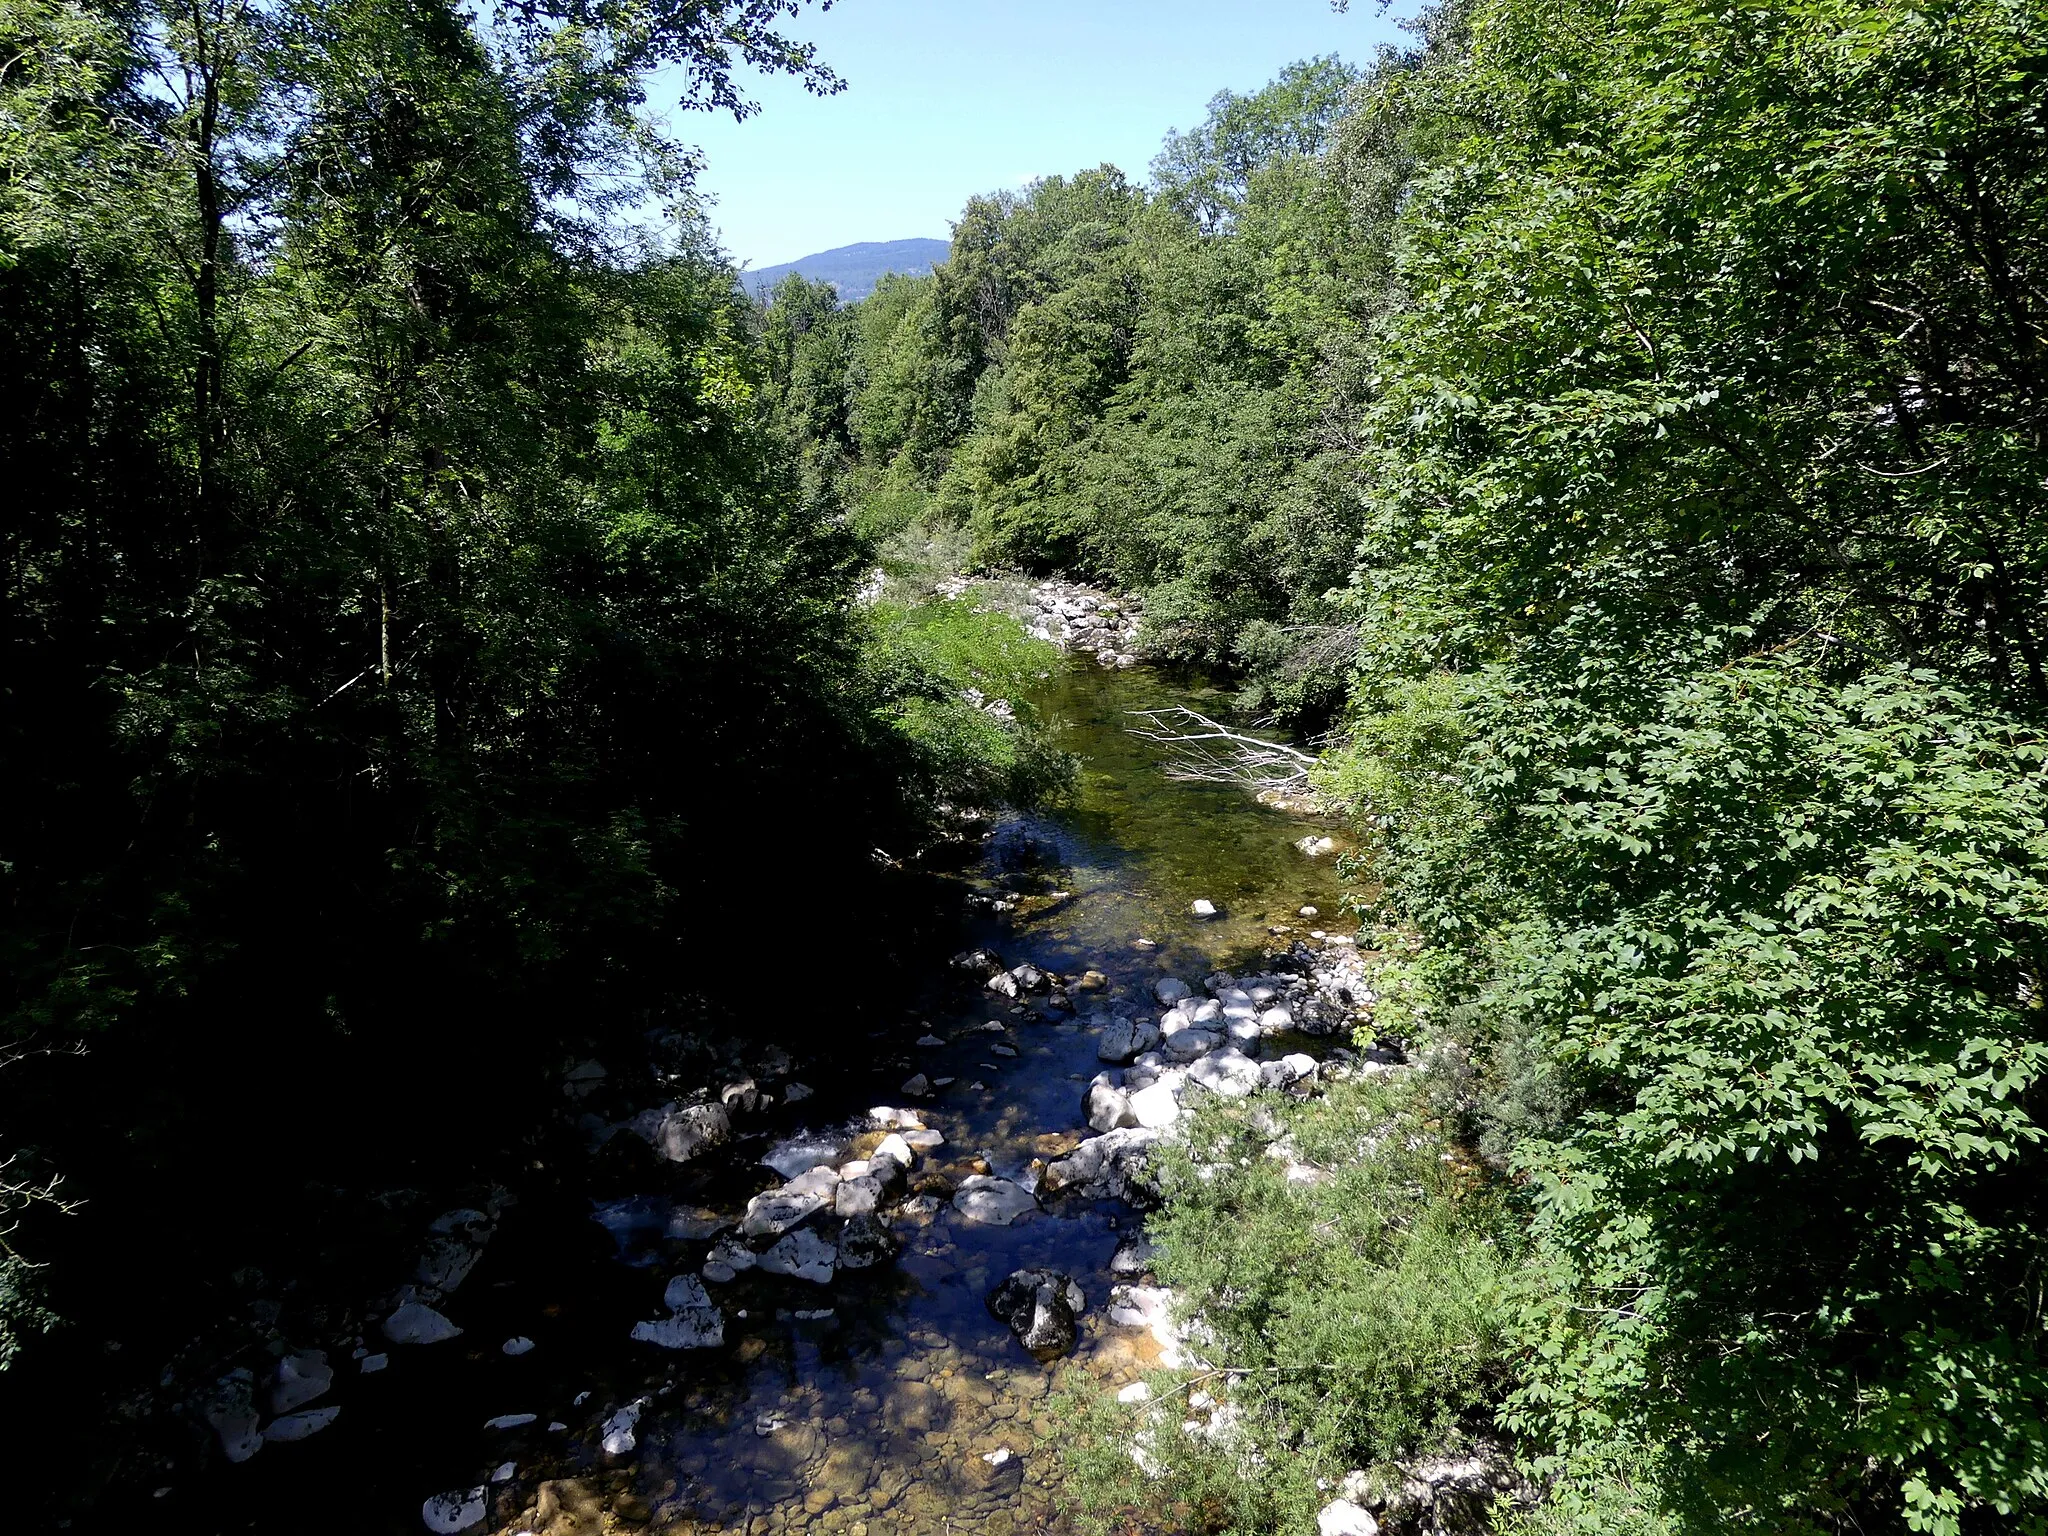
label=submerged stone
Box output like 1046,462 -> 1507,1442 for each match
836,1211 -> 897,1269
987,1268 -> 1086,1359
953,1174 -> 1038,1226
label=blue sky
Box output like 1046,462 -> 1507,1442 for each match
656,0 -> 1411,272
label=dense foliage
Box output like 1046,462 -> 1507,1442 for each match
755,2 -> 2048,1531
750,53 -> 1407,724
1335,1 -> 2048,1528
0,0 -> 1048,1374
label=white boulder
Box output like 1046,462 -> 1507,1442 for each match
422,1487 -> 487,1533
953,1174 -> 1039,1226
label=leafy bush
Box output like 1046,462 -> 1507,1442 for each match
1063,1078 -> 1517,1535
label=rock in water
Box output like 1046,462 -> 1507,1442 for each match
1190,899 -> 1218,919
631,1273 -> 726,1349
383,1301 -> 462,1345
836,1212 -> 897,1269
204,1372 -> 262,1464
756,1227 -> 837,1283
1109,1234 -> 1159,1276
630,1310 -> 724,1349
1084,1074 -> 1137,1132
1096,1014 -> 1161,1064
987,1268 -> 1087,1360
740,1183 -> 832,1239
422,1487 -> 487,1533
1044,1127 -> 1161,1202
269,1349 -> 332,1414
1128,1080 -> 1183,1129
600,1399 -> 645,1455
952,1174 -> 1039,1225
1154,977 -> 1192,1006
834,1173 -> 883,1217
652,1102 -> 731,1163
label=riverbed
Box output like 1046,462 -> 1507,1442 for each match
160,658 -> 1355,1536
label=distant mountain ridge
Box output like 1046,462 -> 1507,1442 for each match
741,238 -> 951,304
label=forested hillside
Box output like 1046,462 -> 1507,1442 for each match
759,3 -> 2048,1533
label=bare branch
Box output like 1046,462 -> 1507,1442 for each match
1127,707 -> 1317,792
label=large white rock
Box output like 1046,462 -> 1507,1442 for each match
1160,1026 -> 1221,1063
664,1273 -> 714,1311
1258,1005 -> 1295,1033
1044,1127 -> 1161,1200
600,1398 -> 645,1455
835,1173 -> 883,1217
422,1487 -> 488,1533
1108,1283 -> 1173,1328
1153,977 -> 1192,1006
953,1174 -> 1039,1225
1316,1499 -> 1380,1536
1085,1074 -> 1137,1132
740,1182 -> 832,1239
383,1301 -> 462,1345
756,1227 -> 837,1283
1188,1048 -> 1262,1098
630,1309 -> 725,1349
871,1132 -> 915,1171
1128,1080 -> 1184,1129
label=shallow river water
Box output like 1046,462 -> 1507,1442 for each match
179,660 -> 1351,1536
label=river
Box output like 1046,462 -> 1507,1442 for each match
157,658 -> 1353,1536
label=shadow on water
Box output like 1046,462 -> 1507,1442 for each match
52,659 -> 1350,1535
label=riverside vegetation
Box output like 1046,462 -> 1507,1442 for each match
756,3 -> 2048,1534
5,0 -> 2047,1534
